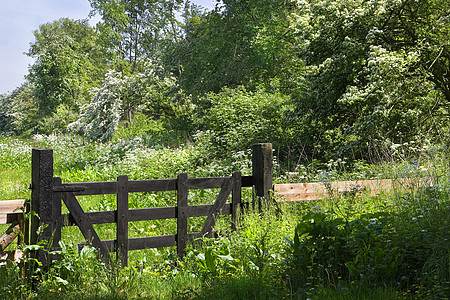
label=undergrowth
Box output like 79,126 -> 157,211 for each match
0,135 -> 449,299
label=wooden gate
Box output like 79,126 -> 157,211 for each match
54,172 -> 241,266
29,145 -> 272,266
30,149 -> 252,266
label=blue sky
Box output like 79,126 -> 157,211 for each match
0,0 -> 216,94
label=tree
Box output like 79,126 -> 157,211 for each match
69,70 -> 125,141
89,0 -> 184,73
27,18 -> 107,123
290,0 -> 450,158
175,0 -> 304,95
70,61 -> 193,141
0,83 -> 38,135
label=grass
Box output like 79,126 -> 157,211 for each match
0,135 -> 449,299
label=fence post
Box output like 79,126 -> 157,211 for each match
31,148 -> 54,266
177,173 -> 188,259
252,143 -> 273,203
117,175 -> 129,267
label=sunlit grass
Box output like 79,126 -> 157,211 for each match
0,136 -> 448,299
0,169 -> 29,200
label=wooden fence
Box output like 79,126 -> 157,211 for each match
1,142 -> 433,267
22,143 -> 271,267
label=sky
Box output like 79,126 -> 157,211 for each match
0,0 -> 216,94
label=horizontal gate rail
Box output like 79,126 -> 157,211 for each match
52,176 -> 255,196
59,203 -> 234,226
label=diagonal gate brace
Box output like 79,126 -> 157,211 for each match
62,193 -> 111,263
200,178 -> 233,237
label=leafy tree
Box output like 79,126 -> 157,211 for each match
197,87 -> 290,157
27,18 -> 107,122
0,83 -> 38,135
70,61 -> 193,141
176,0 -> 304,95
89,0 -> 184,73
290,0 -> 450,158
69,70 -> 125,141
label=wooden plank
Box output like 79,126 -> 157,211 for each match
185,204 -> 231,218
129,235 -> 176,250
232,172 -> 242,231
31,148 -> 54,265
116,175 -> 129,267
200,178 -> 233,237
56,178 -> 178,195
129,233 -> 206,250
51,177 -> 62,251
54,181 -> 117,195
61,204 -> 232,226
61,210 -> 116,226
76,232 -> 203,252
0,200 -> 25,224
0,222 -> 20,251
62,193 -> 111,262
186,177 -> 229,190
274,182 -> 326,201
177,173 -> 188,258
129,207 -> 176,222
128,179 -> 177,192
274,178 -> 434,201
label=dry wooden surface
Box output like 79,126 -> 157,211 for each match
274,178 -> 434,201
0,199 -> 25,224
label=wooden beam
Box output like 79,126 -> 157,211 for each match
274,178 -> 434,201
62,193 -> 111,263
0,222 -> 21,251
176,173 -> 188,258
0,200 -> 25,224
200,178 -> 233,237
252,143 -> 273,201
31,148 -> 54,266
116,175 -> 129,267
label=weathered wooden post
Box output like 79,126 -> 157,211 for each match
177,173 -> 188,259
116,175 -> 129,267
252,143 -> 273,204
30,148 -> 55,266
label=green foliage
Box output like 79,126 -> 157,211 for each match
27,18 -> 106,120
176,0 -> 303,94
70,61 -> 193,142
196,87 -> 290,158
0,136 -> 449,298
283,185 -> 449,298
0,83 -> 38,135
89,0 -> 184,73
39,104 -> 79,135
69,70 -> 124,141
290,0 -> 450,158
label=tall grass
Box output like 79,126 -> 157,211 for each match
0,135 -> 449,299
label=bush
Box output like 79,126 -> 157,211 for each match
195,87 -> 290,159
